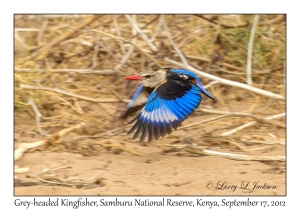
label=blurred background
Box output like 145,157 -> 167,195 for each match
14,14 -> 286,195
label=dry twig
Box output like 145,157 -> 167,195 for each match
47,122 -> 86,145
114,15 -> 138,70
221,113 -> 286,137
246,15 -> 260,85
15,141 -> 45,161
37,20 -> 48,46
125,15 -> 158,52
27,97 -> 49,136
162,15 -> 189,67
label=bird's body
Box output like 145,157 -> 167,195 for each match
124,68 -> 214,142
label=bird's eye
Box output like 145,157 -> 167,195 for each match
144,75 -> 151,79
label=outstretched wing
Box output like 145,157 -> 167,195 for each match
121,85 -> 154,119
128,80 -> 201,142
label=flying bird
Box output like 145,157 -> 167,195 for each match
123,68 -> 214,142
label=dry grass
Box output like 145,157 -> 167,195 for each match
14,14 -> 286,160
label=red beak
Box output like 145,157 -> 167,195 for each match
124,74 -> 143,80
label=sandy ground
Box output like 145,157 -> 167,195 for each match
14,112 -> 286,196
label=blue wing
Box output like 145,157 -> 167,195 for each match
128,83 -> 201,142
171,69 -> 214,100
